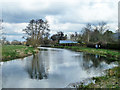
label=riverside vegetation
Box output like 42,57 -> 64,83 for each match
53,46 -> 120,61
2,45 -> 39,61
53,46 -> 120,88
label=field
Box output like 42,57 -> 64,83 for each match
2,45 -> 37,61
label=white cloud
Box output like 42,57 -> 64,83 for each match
3,23 -> 27,34
2,23 -> 28,41
1,0 -> 119,41
108,23 -> 118,32
4,35 -> 24,41
46,15 -> 85,34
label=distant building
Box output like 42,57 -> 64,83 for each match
59,40 -> 78,44
58,40 -> 78,46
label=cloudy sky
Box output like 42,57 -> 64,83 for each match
0,0 -> 119,41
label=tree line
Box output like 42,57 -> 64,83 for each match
1,18 -> 119,48
22,20 -> 119,47
70,22 -> 118,44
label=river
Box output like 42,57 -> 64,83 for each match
1,47 -> 118,88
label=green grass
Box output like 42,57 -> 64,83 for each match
84,66 -> 120,88
53,46 -> 120,61
2,45 -> 36,61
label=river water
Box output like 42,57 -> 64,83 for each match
1,47 -> 118,88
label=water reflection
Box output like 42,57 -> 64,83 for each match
81,53 -> 113,73
26,53 -> 48,80
2,47 -> 118,88
83,54 -> 102,69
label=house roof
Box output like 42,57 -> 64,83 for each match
59,40 -> 78,44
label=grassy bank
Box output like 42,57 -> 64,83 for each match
53,46 -> 120,61
2,45 -> 38,61
53,46 -> 120,88
79,66 -> 120,88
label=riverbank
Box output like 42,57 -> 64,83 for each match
53,46 -> 120,61
52,46 -> 120,88
79,66 -> 120,88
2,45 -> 39,61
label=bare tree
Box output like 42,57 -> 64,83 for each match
82,23 -> 92,43
1,36 -> 6,45
81,22 -> 113,44
23,19 -> 50,47
93,22 -> 109,43
0,19 -> 2,44
70,32 -> 81,42
0,19 -> 6,45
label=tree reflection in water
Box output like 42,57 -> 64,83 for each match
81,53 -> 112,71
26,52 -> 48,80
